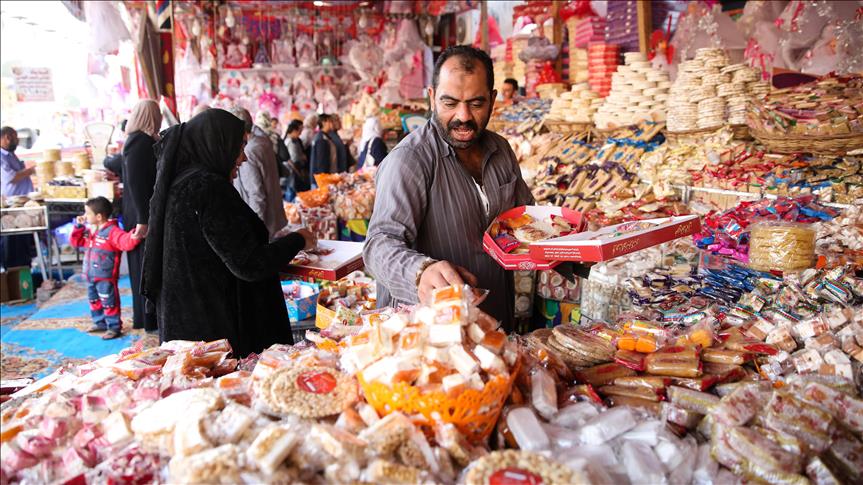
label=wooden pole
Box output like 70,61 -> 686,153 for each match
551,1 -> 562,80
480,0 -> 489,52
637,0 -> 652,55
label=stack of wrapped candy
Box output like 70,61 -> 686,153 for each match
546,83 -> 599,123
565,17 -> 590,85
815,202 -> 863,267
587,43 -> 619,97
748,76 -> 863,137
574,16 -> 605,48
604,0 -> 639,53
638,129 -> 737,185
694,195 -> 839,264
529,122 -> 665,212
593,51 -> 671,129
667,48 -> 764,132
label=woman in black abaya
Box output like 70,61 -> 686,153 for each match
141,109 -> 315,356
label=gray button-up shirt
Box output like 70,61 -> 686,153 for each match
363,119 -> 534,330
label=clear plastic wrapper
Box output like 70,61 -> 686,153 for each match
551,401 -> 600,429
529,367 -> 558,420
748,222 -> 816,272
662,402 -> 704,430
711,381 -> 771,426
668,386 -> 720,415
576,406 -> 637,445
702,348 -> 751,365
598,385 -> 663,402
764,392 -> 835,454
606,395 -> 662,416
620,440 -> 667,485
506,407 -> 550,452
712,427 -> 808,485
645,346 -> 702,378
614,376 -> 670,390
621,420 -> 664,446
614,349 -> 646,371
574,363 -> 636,387
693,442 -> 719,485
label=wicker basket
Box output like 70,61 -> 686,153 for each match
730,124 -> 752,141
544,120 -> 592,133
665,125 -> 725,144
751,129 -> 863,156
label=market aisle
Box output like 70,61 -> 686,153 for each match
0,275 -> 158,380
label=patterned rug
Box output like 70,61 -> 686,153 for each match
0,275 -> 158,380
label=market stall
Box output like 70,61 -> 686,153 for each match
3,1 -> 863,484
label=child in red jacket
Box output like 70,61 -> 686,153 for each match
70,197 -> 142,339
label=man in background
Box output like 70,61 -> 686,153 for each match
500,78 -> 520,105
284,120 -> 309,201
229,107 -> 287,238
0,126 -> 36,269
310,114 -> 338,185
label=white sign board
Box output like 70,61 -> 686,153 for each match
12,67 -> 55,102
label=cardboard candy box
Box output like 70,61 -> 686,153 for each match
484,206 -> 701,268
530,215 -> 701,263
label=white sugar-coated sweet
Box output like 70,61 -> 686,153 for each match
551,401 -> 601,428
530,367 -> 558,420
693,442 -> 718,485
655,437 -> 684,470
507,407 -> 550,451
620,440 -> 668,485
576,406 -> 637,445
541,423 -> 582,449
428,324 -> 462,346
621,420 -> 663,446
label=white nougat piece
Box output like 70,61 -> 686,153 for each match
473,345 -> 506,374
310,424 -> 366,460
467,323 -> 485,344
530,368 -> 558,420
429,324 -> 462,346
577,407 -> 637,445
655,437 -> 684,470
247,425 -> 298,475
448,346 -> 478,377
620,440 -> 668,485
468,372 -> 484,390
693,442 -> 718,485
381,314 -> 407,335
423,345 -> 450,365
442,373 -> 466,393
621,420 -> 663,446
506,407 -> 550,451
174,417 -> 211,457
102,411 -> 132,446
414,307 -> 436,326
552,402 -> 600,428
213,403 -> 256,444
341,343 -> 377,374
358,403 -> 380,427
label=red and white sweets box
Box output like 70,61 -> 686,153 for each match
283,240 -> 365,281
529,215 -> 701,263
483,205 -> 585,271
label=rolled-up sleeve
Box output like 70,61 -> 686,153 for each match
362,147 -> 432,303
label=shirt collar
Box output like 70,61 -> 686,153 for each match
0,147 -> 9,156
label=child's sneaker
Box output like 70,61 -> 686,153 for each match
87,325 -> 106,333
102,329 -> 122,340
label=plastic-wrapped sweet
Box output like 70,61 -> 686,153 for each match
576,406 -> 637,445
506,407 -> 550,452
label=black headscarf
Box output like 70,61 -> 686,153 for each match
141,109 -> 245,304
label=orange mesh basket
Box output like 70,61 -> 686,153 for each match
314,173 -> 342,188
358,357 -> 520,444
296,187 -> 330,208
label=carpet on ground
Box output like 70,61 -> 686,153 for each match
1,275 -> 157,380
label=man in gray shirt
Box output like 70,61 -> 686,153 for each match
228,106 -> 288,238
363,45 -> 533,331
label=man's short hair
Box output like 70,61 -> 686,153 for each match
287,120 -> 303,134
0,126 -> 16,138
432,45 -> 495,94
317,114 -> 332,130
504,78 -> 518,91
227,106 -> 253,133
85,196 -> 113,218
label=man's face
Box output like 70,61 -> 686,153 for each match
2,131 -> 18,152
501,83 -> 515,100
429,57 -> 496,150
324,120 -> 334,132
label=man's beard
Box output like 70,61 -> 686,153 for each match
432,110 -> 487,150
7,142 -> 17,152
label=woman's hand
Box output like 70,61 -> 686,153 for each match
296,228 -> 317,250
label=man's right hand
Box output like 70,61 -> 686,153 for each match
418,260 -> 478,304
